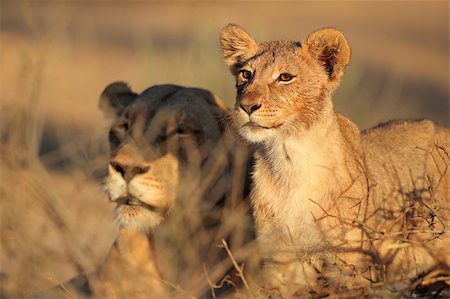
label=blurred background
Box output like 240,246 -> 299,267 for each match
1,1 -> 448,297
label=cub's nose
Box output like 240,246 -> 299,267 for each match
110,160 -> 150,183
240,103 -> 262,116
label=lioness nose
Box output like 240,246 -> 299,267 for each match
240,103 -> 261,115
110,160 -> 150,183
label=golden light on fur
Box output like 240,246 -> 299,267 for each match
304,28 -> 351,82
221,24 -> 450,297
220,24 -> 258,69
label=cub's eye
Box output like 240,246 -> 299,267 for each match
278,73 -> 295,82
239,70 -> 252,81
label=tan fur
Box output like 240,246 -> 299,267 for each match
221,24 -> 450,296
220,24 -> 259,70
92,230 -> 166,298
91,82 -> 252,298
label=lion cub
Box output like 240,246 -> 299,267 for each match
220,24 -> 449,296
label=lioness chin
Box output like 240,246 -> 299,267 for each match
221,24 -> 449,297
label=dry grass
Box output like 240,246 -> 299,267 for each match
0,1 -> 449,298
0,85 -> 115,297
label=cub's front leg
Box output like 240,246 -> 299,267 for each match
260,249 -> 374,298
261,257 -> 326,298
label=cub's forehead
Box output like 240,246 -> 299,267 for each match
245,40 -> 304,69
262,40 -> 302,53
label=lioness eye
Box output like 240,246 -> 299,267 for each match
177,128 -> 185,134
279,73 -> 295,82
240,70 -> 252,80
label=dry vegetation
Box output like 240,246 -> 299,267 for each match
0,1 -> 449,298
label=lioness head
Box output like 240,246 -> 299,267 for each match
99,82 -> 228,231
220,24 -> 350,143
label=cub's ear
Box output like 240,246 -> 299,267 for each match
220,24 -> 258,69
99,81 -> 138,118
304,28 -> 350,82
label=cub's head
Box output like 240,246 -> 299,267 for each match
99,82 -> 228,232
220,24 -> 350,143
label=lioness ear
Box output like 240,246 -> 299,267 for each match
220,24 -> 258,68
304,28 -> 350,82
99,81 -> 138,118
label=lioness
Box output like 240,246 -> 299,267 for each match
67,82 -> 254,298
220,24 -> 450,297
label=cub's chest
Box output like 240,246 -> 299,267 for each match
251,150 -> 341,228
